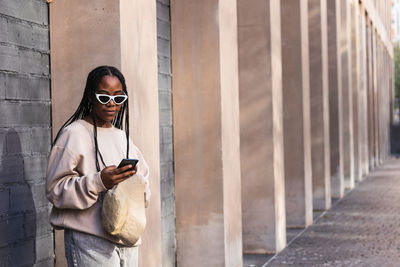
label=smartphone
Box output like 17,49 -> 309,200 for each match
117,159 -> 139,172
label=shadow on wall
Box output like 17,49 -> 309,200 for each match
0,129 -> 36,266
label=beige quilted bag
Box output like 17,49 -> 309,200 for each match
101,176 -> 146,246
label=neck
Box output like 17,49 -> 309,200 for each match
83,114 -> 112,128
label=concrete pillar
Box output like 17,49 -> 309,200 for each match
308,0 -> 331,210
372,30 -> 379,167
49,1 -> 162,267
366,20 -> 375,170
238,0 -> 286,254
359,6 -> 369,176
340,0 -> 355,189
350,0 -> 361,182
281,0 -> 313,227
171,0 -> 243,266
327,0 -> 345,198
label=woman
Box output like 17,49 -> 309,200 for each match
46,66 -> 150,267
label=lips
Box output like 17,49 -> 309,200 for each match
104,110 -> 117,116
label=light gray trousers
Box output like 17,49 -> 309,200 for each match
64,229 -> 138,267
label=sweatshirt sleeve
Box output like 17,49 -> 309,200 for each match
46,145 -> 107,210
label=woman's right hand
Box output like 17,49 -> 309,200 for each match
100,164 -> 137,189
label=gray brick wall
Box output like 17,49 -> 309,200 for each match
0,1 -> 53,267
157,0 -> 176,266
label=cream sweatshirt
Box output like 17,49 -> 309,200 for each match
46,119 -> 150,245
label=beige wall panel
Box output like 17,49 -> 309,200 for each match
340,0 -> 355,189
119,1 -> 162,266
308,0 -> 331,210
281,0 -> 313,227
327,0 -> 345,198
238,0 -> 286,254
50,1 -> 162,266
366,20 -> 375,169
351,0 -> 361,182
359,5 -> 369,176
171,0 -> 242,265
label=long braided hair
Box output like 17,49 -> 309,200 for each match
52,66 -> 130,172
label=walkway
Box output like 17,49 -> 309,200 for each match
257,158 -> 400,266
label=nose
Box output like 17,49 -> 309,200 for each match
106,99 -> 117,107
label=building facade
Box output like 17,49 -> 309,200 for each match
0,0 -> 393,266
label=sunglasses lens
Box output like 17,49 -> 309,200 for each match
98,95 -> 110,104
114,96 -> 127,104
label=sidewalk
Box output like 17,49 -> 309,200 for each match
264,158 -> 400,266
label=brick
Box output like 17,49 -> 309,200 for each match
161,196 -> 175,218
0,215 -> 24,247
161,231 -> 175,267
0,189 -> 9,213
157,38 -> 171,58
160,144 -> 173,163
0,17 -> 7,44
41,53 -> 50,75
159,109 -> 172,127
24,156 -> 47,182
159,90 -> 172,110
19,49 -> 43,75
158,72 -> 171,91
162,231 -> 175,250
157,19 -> 170,40
0,73 -> 5,99
5,127 -> 31,155
158,56 -> 171,75
0,239 -> 35,266
30,182 -> 48,208
36,234 -> 53,262
0,0 -> 48,25
31,127 -> 51,154
0,128 -> 6,155
10,184 -> 35,213
0,44 -> 19,72
160,162 -> 174,182
35,206 -> 52,237
156,2 -> 170,22
0,102 -> 51,127
159,126 -> 173,145
6,75 -> 50,101
157,0 -> 170,7
0,155 -> 25,184
160,178 -> 174,200
161,208 -> 175,233
35,258 -> 54,267
24,206 -> 52,239
7,21 -> 49,50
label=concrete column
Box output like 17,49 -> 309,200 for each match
359,6 -> 369,176
366,20 -> 375,170
372,30 -> 379,167
340,0 -> 355,189
308,0 -> 331,210
350,0 -> 361,182
49,1 -> 162,266
281,0 -> 313,227
238,0 -> 286,254
327,0 -> 345,198
171,0 -> 243,266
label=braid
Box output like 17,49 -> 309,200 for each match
92,110 -> 106,171
125,102 -> 130,158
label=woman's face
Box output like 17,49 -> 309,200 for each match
92,75 -> 125,127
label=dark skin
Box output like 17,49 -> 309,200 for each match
83,75 -> 136,190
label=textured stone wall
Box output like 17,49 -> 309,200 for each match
157,0 -> 175,266
0,1 -> 53,266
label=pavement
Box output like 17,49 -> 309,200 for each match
246,158 -> 400,267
